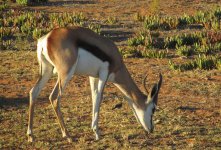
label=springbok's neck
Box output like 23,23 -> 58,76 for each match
114,65 -> 147,109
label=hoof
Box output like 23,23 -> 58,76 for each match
67,137 -> 73,143
28,136 -> 34,143
95,134 -> 100,141
66,137 -> 73,143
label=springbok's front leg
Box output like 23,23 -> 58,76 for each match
89,67 -> 109,140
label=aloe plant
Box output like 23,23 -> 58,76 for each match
176,45 -> 194,57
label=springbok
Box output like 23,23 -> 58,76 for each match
27,27 -> 162,143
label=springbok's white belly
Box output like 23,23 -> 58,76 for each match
75,48 -> 115,82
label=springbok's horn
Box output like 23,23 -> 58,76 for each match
158,73 -> 163,90
143,74 -> 149,95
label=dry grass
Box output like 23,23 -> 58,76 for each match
1,0 -> 221,149
0,51 -> 220,149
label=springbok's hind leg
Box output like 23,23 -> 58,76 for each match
49,63 -> 78,143
27,60 -> 53,142
89,64 -> 109,140
49,80 -> 72,143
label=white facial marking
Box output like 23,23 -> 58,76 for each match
145,102 -> 155,130
132,102 -> 155,132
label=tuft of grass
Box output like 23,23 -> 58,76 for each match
141,49 -> 168,59
119,47 -> 141,58
127,30 -> 152,47
176,45 -> 195,57
127,36 -> 145,47
0,0 -> 8,11
32,28 -> 47,40
106,17 -> 118,25
195,55 -> 217,70
134,13 -> 145,22
169,55 -> 221,71
16,0 -> 29,5
178,13 -> 196,26
16,0 -> 48,5
88,23 -> 101,34
164,32 -> 203,49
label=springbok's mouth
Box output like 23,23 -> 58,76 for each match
149,127 -> 154,133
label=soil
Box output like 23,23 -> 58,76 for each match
0,0 -> 221,149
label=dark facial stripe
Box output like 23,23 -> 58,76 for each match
152,107 -> 156,114
76,39 -> 112,63
150,115 -> 153,128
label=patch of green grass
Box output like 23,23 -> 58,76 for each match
164,32 -> 203,49
169,55 -> 221,71
127,36 -> 145,47
176,45 -> 194,57
16,0 -> 29,5
128,7 -> 221,68
141,49 -> 168,58
136,7 -> 221,30
106,17 -> 118,25
119,47 -> 141,58
178,13 -> 196,26
0,0 -> 8,11
88,23 -> 101,34
16,0 -> 48,5
0,9 -> 100,50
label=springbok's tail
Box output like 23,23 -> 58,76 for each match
36,35 -> 54,77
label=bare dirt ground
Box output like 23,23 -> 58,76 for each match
0,0 -> 221,149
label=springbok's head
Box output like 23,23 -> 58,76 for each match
132,74 -> 162,133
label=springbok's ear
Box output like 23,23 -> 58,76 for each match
148,74 -> 163,105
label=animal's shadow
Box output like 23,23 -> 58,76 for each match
28,0 -> 95,7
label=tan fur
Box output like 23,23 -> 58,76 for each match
47,27 -> 123,72
114,65 -> 147,109
46,27 -> 147,109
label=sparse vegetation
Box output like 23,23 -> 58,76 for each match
0,10 -> 102,50
0,0 -> 8,11
169,55 -> 221,71
176,45 -> 194,57
16,0 -> 29,5
1,1 -> 221,149
129,7 -> 221,70
141,49 -> 168,59
16,0 -> 49,5
106,16 -> 118,25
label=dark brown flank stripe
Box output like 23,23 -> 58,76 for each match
76,39 -> 112,64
